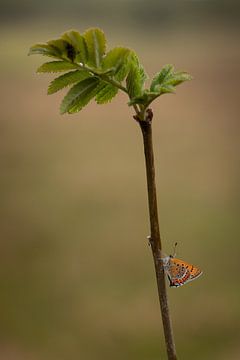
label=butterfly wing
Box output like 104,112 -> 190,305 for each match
165,257 -> 202,287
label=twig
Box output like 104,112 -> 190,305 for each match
136,110 -> 177,360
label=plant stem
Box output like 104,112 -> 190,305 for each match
137,110 -> 177,360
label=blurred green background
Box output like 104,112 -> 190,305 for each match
1,1 -> 240,359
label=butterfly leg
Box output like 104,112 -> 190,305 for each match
172,242 -> 178,258
147,235 -> 153,246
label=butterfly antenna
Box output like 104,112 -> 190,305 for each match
173,242 -> 178,257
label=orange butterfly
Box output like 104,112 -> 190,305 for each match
162,244 -> 203,287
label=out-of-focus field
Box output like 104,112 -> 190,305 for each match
0,23 -> 240,360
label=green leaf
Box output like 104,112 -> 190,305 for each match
48,70 -> 91,94
37,61 -> 79,73
28,43 -> 61,58
162,71 -> 192,86
29,39 -> 76,62
83,28 -> 106,68
150,64 -> 174,92
95,82 -> 118,104
126,54 -> 147,99
61,30 -> 88,64
150,65 -> 192,96
47,39 -> 76,62
60,77 -> 100,114
154,84 -> 175,94
101,47 -> 133,82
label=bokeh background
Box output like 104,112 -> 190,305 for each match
1,1 -> 240,359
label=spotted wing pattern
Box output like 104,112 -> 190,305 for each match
164,256 -> 202,287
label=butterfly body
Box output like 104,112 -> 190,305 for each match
162,255 -> 202,287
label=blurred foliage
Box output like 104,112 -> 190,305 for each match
1,0 -> 240,31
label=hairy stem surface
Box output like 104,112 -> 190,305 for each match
138,113 -> 177,360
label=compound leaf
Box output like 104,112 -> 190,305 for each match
29,27 -> 192,115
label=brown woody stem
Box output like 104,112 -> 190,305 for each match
137,109 -> 177,360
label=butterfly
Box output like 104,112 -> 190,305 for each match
161,244 -> 203,287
